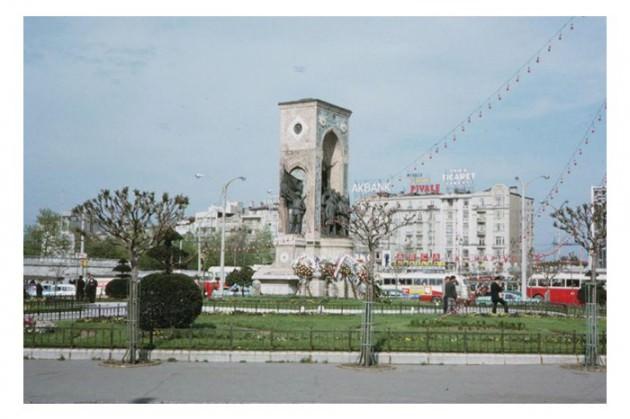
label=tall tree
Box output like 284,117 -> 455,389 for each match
343,199 -> 417,366
72,188 -> 189,364
23,209 -> 73,256
551,201 -> 606,366
145,227 -> 191,273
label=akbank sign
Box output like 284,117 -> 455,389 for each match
351,180 -> 392,194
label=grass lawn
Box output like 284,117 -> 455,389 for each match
24,312 -> 606,354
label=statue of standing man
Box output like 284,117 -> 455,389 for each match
281,169 -> 306,234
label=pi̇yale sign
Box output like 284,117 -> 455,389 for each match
407,173 -> 440,195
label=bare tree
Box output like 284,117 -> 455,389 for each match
551,201 -> 606,366
344,198 -> 417,366
72,188 -> 189,364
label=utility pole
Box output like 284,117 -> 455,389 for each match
515,175 -> 549,299
219,176 -> 246,298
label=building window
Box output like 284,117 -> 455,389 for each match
495,236 -> 505,246
495,223 -> 504,232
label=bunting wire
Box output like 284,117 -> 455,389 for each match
384,17 -> 578,188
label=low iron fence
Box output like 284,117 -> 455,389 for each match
23,325 -> 606,355
23,304 -> 127,321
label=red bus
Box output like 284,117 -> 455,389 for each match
527,272 -> 606,305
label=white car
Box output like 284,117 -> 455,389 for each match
26,283 -> 76,298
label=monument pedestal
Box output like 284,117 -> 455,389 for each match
253,236 -> 354,296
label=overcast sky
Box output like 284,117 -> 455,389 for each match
24,16 -> 606,253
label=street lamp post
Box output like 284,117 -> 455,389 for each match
219,176 -> 246,298
515,175 -> 549,300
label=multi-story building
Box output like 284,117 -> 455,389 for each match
356,183 -> 533,274
177,201 -> 279,239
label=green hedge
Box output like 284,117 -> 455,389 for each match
105,278 -> 129,299
140,273 -> 202,331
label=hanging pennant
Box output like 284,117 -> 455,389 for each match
488,102 -> 492,110
516,74 -> 520,83
444,142 -> 447,149
578,149 -> 582,155
547,45 -> 552,52
558,33 -> 563,41
536,56 -> 540,64
479,110 -> 483,118
591,127 -> 596,134
527,66 -> 532,73
585,138 -> 589,144
570,22 -> 574,30
461,125 -> 465,132
453,134 -> 457,142
467,115 -> 472,124
506,83 -> 510,92
498,93 -> 502,101
598,115 -> 602,122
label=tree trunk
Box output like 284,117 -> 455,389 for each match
126,256 -> 140,364
344,278 -> 349,299
359,250 -> 377,367
585,249 -> 599,366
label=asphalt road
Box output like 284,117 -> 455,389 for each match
24,360 -> 605,403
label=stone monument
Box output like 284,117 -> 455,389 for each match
254,98 -> 354,295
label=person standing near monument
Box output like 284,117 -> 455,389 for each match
76,275 -> 85,301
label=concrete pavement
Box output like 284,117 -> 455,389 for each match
24,360 -> 605,403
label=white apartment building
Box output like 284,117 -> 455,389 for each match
358,184 -> 533,274
177,201 -> 279,239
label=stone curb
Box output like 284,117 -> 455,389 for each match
23,348 -> 606,366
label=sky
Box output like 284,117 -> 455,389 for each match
23,16 -> 606,254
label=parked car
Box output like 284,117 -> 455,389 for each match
381,289 -> 404,298
26,283 -> 76,298
227,285 -> 252,297
475,291 -> 540,306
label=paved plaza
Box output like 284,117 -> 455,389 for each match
24,360 -> 605,403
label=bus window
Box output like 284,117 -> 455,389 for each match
414,279 -> 422,285
566,279 -> 580,288
429,279 -> 439,286
551,278 -> 564,288
420,278 -> 429,286
528,279 -> 537,287
538,279 -> 550,287
384,278 -> 391,285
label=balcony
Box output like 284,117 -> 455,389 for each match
477,216 -> 486,224
476,228 -> 486,236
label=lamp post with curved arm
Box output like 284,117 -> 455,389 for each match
218,176 -> 246,298
515,175 -> 549,300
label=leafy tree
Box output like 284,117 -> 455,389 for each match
84,236 -> 127,259
72,187 -> 189,364
23,209 -> 73,256
225,266 -> 254,295
106,259 -> 132,299
342,198 -> 417,366
551,200 -> 606,367
145,228 -> 191,273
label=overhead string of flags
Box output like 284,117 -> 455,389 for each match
534,100 -> 607,220
384,17 -> 578,189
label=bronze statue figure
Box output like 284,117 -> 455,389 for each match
281,169 -> 306,234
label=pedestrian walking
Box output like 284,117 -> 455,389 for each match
442,275 -> 451,313
491,276 -> 508,314
446,276 -> 458,314
35,281 -> 43,299
76,275 -> 85,302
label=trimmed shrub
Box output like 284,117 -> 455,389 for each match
140,273 -> 202,331
577,282 -> 606,306
105,278 -> 129,299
